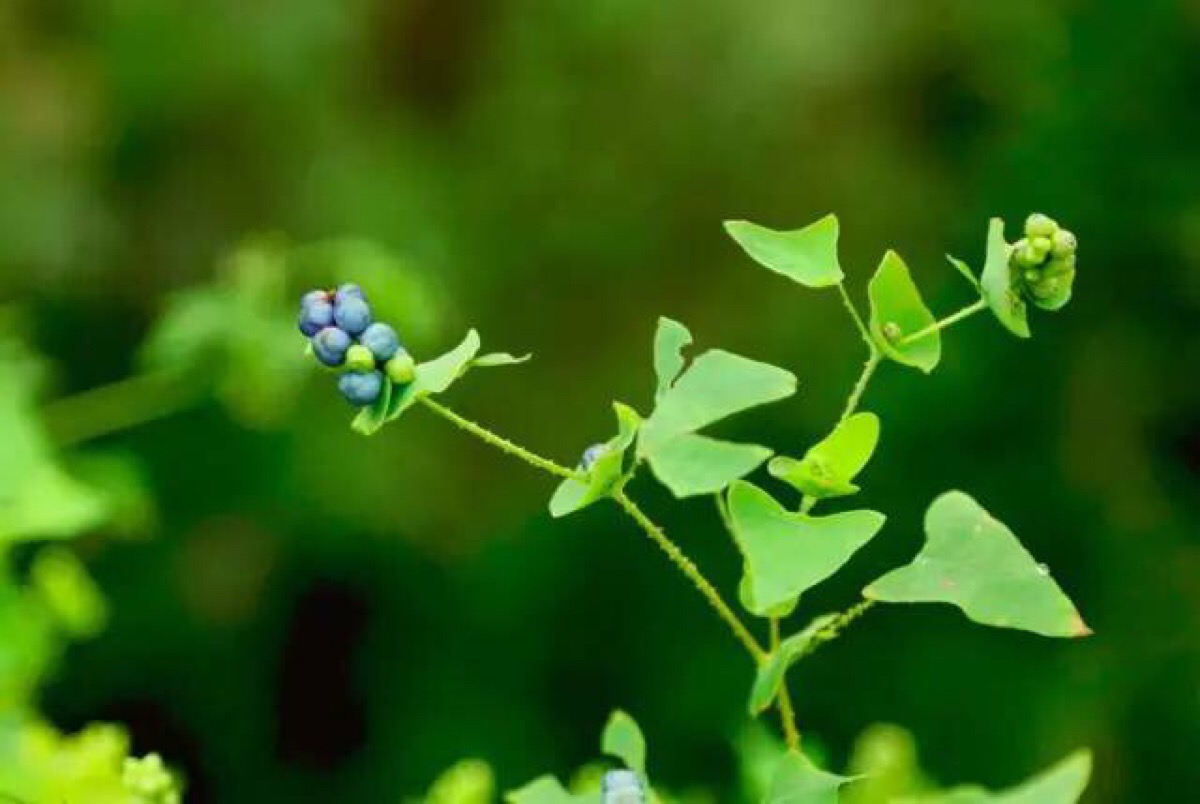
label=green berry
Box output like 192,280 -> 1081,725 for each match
881,322 -> 902,341
1025,213 -> 1058,239
1024,269 -> 1041,284
346,344 -> 375,372
1051,229 -> 1077,258
1030,235 -> 1053,256
385,350 -> 416,384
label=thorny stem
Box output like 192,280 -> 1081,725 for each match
839,350 -> 882,424
899,298 -> 987,345
43,370 -> 205,448
420,398 -> 767,663
796,600 -> 876,663
771,617 -> 802,752
836,283 -> 873,349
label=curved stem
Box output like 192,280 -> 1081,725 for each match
42,370 -> 204,448
900,298 -> 986,345
614,490 -> 766,662
419,397 -> 582,481
771,617 -> 802,752
838,351 -> 881,424
836,283 -> 873,349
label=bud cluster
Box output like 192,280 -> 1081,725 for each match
1009,213 -> 1078,311
298,284 -> 416,406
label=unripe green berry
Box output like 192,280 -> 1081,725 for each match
1024,269 -> 1041,284
1025,213 -> 1058,238
882,321 -> 902,341
1018,244 -> 1044,268
345,344 -> 375,372
1051,229 -> 1077,258
1030,235 -> 1053,256
385,350 -> 416,384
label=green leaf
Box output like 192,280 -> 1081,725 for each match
979,218 -> 1031,339
30,548 -> 107,638
645,433 -> 771,498
350,376 -> 396,436
868,251 -> 941,373
473,352 -> 532,368
864,491 -> 1090,638
640,349 -> 796,452
748,613 -> 838,715
769,412 -> 880,500
765,752 -> 855,804
549,403 -> 641,518
600,710 -> 647,775
724,215 -> 844,288
506,776 -> 580,804
425,759 -> 495,804
898,751 -> 1091,804
947,255 -> 980,290
728,481 -> 886,616
653,317 -> 693,403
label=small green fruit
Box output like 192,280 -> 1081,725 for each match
345,344 -> 375,372
385,350 -> 416,384
1051,229 -> 1077,258
1030,236 -> 1053,256
1025,213 -> 1058,239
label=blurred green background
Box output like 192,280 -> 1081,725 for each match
2,0 -> 1199,801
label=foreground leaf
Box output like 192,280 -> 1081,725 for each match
898,750 -> 1091,804
724,215 -> 844,288
868,251 -> 941,373
549,404 -> 640,518
646,433 -> 772,498
765,751 -> 855,804
729,482 -> 885,616
600,710 -> 647,775
769,412 -> 880,500
748,613 -> 838,715
864,491 -> 1090,638
979,218 -> 1031,339
653,317 -> 693,402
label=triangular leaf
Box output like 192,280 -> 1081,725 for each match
653,317 -> 693,403
980,218 -> 1031,339
724,215 -> 844,288
769,412 -> 880,500
728,481 -> 886,616
864,491 -> 1090,638
868,251 -> 941,373
898,750 -> 1091,804
640,350 -> 796,452
646,433 -> 771,498
600,710 -> 647,775
549,403 -> 641,518
764,751 -> 855,804
748,613 -> 838,715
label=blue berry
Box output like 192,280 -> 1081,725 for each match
579,443 -> 608,471
333,296 -> 372,336
312,327 -> 352,367
302,289 -> 331,306
298,298 -> 334,336
360,322 -> 401,362
602,770 -> 644,804
335,283 -> 366,302
337,370 -> 384,406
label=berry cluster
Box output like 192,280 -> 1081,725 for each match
1010,213 -> 1078,311
298,284 -> 416,406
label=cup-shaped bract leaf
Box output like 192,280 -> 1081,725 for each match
980,218 -> 1032,339
748,613 -> 838,715
868,251 -> 941,373
765,751 -> 856,804
769,412 -> 880,500
728,481 -> 886,616
896,750 -> 1091,804
724,215 -> 844,288
864,491 -> 1090,638
640,350 -> 796,452
600,710 -> 647,775
645,433 -> 771,498
505,776 -> 580,804
653,317 -> 693,403
549,403 -> 641,518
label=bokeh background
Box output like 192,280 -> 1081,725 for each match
2,0 -> 1199,801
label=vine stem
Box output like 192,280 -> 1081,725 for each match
43,370 -> 204,448
836,283 -> 873,349
899,298 -> 987,345
838,350 -> 881,424
796,599 -> 876,663
419,397 -> 767,662
770,618 -> 802,752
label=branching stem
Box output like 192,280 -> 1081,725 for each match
900,298 -> 987,345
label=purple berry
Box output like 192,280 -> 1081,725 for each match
311,327 -> 351,367
298,298 -> 334,336
337,370 -> 384,406
360,322 -> 401,362
333,296 -> 372,336
335,283 -> 366,302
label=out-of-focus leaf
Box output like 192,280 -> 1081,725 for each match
868,251 -> 940,373
724,215 -> 843,288
845,724 -> 931,804
729,481 -> 885,616
506,776 -> 583,804
600,710 -> 647,775
764,751 -> 855,804
425,759 -> 496,804
30,548 -> 107,639
897,751 -> 1091,804
864,492 -> 1090,638
748,613 -> 838,715
979,219 -> 1031,339
769,412 -> 880,500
